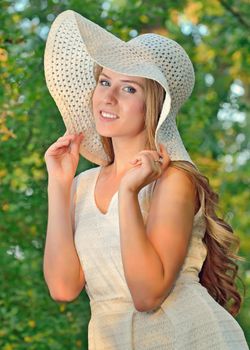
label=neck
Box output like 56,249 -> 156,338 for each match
109,134 -> 147,175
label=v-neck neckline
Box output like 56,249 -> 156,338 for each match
91,165 -> 203,220
92,166 -> 118,216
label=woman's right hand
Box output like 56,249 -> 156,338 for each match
44,133 -> 84,186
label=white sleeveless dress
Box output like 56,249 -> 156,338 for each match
72,166 -> 248,350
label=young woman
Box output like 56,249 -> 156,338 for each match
43,10 -> 249,349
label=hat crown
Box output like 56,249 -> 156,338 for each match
127,33 -> 195,109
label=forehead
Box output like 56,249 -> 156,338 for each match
100,68 -> 146,85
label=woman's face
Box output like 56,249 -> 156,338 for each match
92,68 -> 146,141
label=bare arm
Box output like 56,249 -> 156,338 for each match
43,133 -> 85,301
118,149 -> 197,312
118,188 -> 165,311
44,179 -> 85,301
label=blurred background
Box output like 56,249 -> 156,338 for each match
0,0 -> 249,349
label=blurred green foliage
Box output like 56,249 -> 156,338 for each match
0,0 -> 249,348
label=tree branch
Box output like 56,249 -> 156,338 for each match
218,0 -> 250,29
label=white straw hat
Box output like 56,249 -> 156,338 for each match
44,10 -> 195,165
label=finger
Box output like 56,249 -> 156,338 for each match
130,153 -> 160,174
159,143 -> 169,157
139,151 -> 163,174
54,133 -> 83,150
131,152 -> 159,175
50,139 -> 71,152
70,133 -> 84,154
130,151 -> 160,166
159,144 -> 171,169
129,158 -> 143,166
139,151 -> 162,169
138,149 -> 160,161
152,159 -> 163,175
46,143 -> 69,158
129,151 -> 148,165
153,159 -> 163,166
54,139 -> 71,147
57,134 -> 77,142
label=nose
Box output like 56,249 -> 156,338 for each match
103,87 -> 117,104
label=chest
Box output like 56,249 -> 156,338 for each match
94,172 -> 122,215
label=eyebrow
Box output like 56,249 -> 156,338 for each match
99,72 -> 145,89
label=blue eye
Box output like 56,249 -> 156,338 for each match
124,86 -> 136,94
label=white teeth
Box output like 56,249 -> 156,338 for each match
101,111 -> 118,119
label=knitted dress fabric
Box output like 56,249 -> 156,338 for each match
72,167 -> 248,350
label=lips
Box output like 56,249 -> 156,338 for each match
100,110 -> 119,120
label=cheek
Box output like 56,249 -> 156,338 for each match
128,96 -> 145,113
126,102 -> 146,132
135,95 -> 146,114
140,102 -> 146,116
134,101 -> 146,123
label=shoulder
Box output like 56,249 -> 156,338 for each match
159,164 -> 195,187
74,166 -> 100,184
149,164 -> 199,220
157,164 -> 197,199
71,166 -> 100,197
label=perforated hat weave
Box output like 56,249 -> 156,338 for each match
44,10 -> 195,165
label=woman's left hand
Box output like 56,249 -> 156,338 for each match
120,144 -> 171,194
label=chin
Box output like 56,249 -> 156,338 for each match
95,127 -> 115,138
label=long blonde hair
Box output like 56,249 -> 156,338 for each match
93,65 -> 243,316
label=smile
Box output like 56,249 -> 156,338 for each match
100,111 -> 119,119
